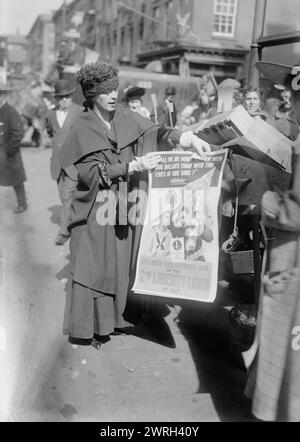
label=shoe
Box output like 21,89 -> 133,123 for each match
112,327 -> 129,336
68,336 -> 91,346
13,204 -> 27,214
91,338 -> 102,350
55,233 -> 70,245
93,334 -> 111,344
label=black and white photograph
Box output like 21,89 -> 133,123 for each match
0,0 -> 300,425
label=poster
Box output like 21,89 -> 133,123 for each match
132,149 -> 228,303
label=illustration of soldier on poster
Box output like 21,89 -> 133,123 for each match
133,149 -> 228,303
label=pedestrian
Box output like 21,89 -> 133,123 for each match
123,86 -> 151,119
58,61 -> 210,347
153,85 -> 177,128
243,60 -> 300,422
0,80 -> 27,214
45,79 -> 82,245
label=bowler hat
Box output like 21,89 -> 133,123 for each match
256,61 -> 300,92
124,86 -> 145,102
53,79 -> 75,97
165,85 -> 176,96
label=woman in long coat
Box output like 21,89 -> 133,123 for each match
58,61 -> 210,346
0,85 -> 27,213
243,61 -> 300,422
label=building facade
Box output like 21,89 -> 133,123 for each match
26,0 -> 300,81
0,34 -> 28,79
27,14 -> 56,77
47,0 -> 255,80
93,0 -> 256,80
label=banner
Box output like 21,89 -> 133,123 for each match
132,149 -> 228,303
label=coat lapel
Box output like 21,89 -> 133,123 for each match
50,108 -> 60,134
113,105 -> 156,151
61,104 -> 78,132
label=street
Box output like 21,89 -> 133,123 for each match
0,147 -> 254,422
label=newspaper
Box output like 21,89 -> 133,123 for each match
132,149 -> 228,303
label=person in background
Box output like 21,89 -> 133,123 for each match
123,86 -> 151,119
179,88 -> 214,129
153,85 -> 177,128
243,87 -> 270,121
190,87 -> 213,123
58,61 -> 210,348
179,95 -> 201,129
270,86 -> 299,140
0,80 -> 27,214
45,79 -> 82,245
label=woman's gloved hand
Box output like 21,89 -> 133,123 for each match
179,130 -> 211,156
129,152 -> 162,173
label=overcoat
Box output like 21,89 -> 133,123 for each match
0,102 -> 26,187
58,104 -> 179,329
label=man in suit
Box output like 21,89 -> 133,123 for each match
45,79 -> 82,245
0,80 -> 27,213
154,86 -> 177,128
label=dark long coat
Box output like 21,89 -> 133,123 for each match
0,102 -> 26,187
58,104 -> 179,330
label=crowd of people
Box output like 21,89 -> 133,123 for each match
1,57 -> 300,422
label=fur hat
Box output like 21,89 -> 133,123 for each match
76,61 -> 119,108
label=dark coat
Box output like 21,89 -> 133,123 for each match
0,102 -> 26,187
59,105 -> 177,324
154,100 -> 177,128
45,102 -> 82,180
59,105 -> 158,291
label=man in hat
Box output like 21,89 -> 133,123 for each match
0,80 -> 27,213
45,79 -> 82,245
123,86 -> 151,119
154,85 -> 177,128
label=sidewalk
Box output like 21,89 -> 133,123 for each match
0,148 -> 254,422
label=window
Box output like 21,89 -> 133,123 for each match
151,5 -> 160,37
213,0 -> 237,38
153,6 -> 160,20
